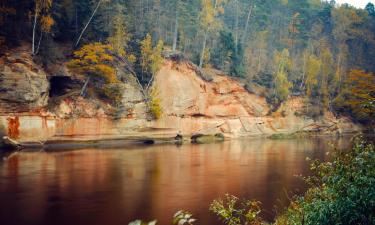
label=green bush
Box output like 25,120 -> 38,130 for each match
277,137 -> 375,225
210,194 -> 263,225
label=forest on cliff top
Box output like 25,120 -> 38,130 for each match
0,0 -> 374,125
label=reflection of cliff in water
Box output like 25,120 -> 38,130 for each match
0,137 -> 353,225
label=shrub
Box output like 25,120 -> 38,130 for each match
149,87 -> 162,120
67,42 -> 121,105
210,194 -> 263,225
101,83 -> 123,106
277,137 -> 375,225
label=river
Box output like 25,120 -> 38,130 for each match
0,137 -> 353,225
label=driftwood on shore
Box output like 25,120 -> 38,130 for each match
2,136 -> 21,150
2,136 -> 44,150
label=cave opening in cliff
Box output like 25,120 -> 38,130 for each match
49,76 -> 79,97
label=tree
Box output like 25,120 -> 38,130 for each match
334,69 -> 375,123
211,30 -> 235,73
269,49 -> 292,107
67,42 -> 122,104
172,0 -> 179,52
140,33 -> 164,89
305,54 -> 321,99
75,0 -> 104,47
366,2 -> 375,16
32,0 -> 54,55
198,0 -> 228,68
319,47 -> 334,108
107,4 -> 135,63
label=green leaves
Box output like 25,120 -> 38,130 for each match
173,210 -> 197,225
210,194 -> 262,225
288,137 -> 375,225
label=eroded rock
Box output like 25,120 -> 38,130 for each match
0,46 -> 49,113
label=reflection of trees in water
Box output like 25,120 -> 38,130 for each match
0,137 -> 354,225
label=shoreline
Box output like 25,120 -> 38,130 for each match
1,131 -> 366,152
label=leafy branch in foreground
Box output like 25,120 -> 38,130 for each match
275,137 -> 375,225
210,194 -> 262,225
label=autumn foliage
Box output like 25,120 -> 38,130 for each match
334,69 -> 375,123
67,43 -> 122,104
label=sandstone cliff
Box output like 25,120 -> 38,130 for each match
0,48 -> 362,143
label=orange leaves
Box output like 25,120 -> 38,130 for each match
334,69 -> 375,121
40,15 -> 54,32
345,69 -> 375,104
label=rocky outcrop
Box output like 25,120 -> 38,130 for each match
0,50 -> 362,143
0,45 -> 49,113
150,60 -> 362,138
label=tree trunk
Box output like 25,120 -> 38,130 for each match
75,0 -> 103,47
242,1 -> 254,45
234,0 -> 239,53
35,32 -> 43,55
80,77 -> 91,97
300,52 -> 307,90
257,48 -> 261,73
32,12 -> 38,55
199,0 -> 218,68
75,3 -> 78,37
199,31 -> 208,68
172,10 -> 179,52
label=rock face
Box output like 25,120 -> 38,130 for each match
150,60 -> 362,138
0,53 -> 362,142
0,45 -> 49,113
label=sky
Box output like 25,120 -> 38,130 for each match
335,0 -> 375,8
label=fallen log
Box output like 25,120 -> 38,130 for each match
2,136 -> 21,150
2,136 -> 44,150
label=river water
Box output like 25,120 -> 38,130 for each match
0,137 -> 353,225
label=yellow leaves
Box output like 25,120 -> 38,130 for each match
68,42 -> 118,84
35,0 -> 53,14
127,54 -> 136,64
273,49 -> 292,102
40,15 -> 54,32
200,0 -> 226,30
67,42 -> 124,104
74,42 -> 114,64
203,47 -> 210,67
140,34 -> 153,73
149,86 -> 162,120
140,34 -> 164,75
306,54 -> 321,98
95,64 -> 117,83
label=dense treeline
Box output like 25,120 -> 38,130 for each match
0,0 -> 374,124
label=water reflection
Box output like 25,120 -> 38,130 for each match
0,137 -> 352,225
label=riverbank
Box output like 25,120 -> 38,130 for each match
0,46 -> 363,147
